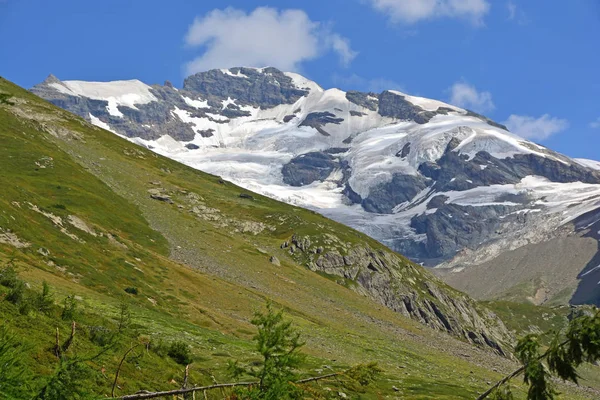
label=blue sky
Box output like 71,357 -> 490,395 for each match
1,0 -> 599,159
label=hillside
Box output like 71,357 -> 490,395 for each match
0,78 -> 566,398
31,67 -> 600,307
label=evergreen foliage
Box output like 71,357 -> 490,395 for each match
482,308 -> 600,400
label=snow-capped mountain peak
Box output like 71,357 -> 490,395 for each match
32,67 -> 600,305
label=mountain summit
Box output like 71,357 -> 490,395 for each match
32,67 -> 600,306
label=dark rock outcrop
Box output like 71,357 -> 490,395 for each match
345,91 -> 378,111
361,174 -> 430,214
378,91 -> 437,124
282,152 -> 338,187
299,112 -> 344,136
183,67 -> 308,109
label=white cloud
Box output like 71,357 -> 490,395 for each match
367,0 -> 490,25
448,82 -> 494,113
590,117 -> 600,129
504,114 -> 569,140
506,1 -> 528,24
507,1 -> 516,20
184,7 -> 356,76
327,34 -> 358,67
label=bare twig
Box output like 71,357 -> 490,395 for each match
182,364 -> 190,389
111,344 -> 141,397
295,372 -> 342,384
54,327 -> 60,359
476,339 -> 569,400
61,321 -> 76,354
116,382 -> 258,399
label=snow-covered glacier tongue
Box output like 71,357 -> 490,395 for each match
32,67 -> 600,305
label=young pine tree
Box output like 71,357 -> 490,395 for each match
228,302 -> 305,400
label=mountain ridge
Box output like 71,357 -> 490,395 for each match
2,75 -> 514,353
31,67 -> 600,306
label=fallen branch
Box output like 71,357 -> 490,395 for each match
115,370 -> 347,399
116,382 -> 258,400
295,372 -> 342,384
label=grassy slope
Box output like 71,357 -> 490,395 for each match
0,77 -> 597,399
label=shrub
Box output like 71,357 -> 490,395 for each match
124,287 -> 138,295
61,296 -> 78,321
167,341 -> 192,365
88,326 -> 115,347
117,302 -> 131,333
0,93 -> 13,105
0,326 -> 31,398
149,338 -> 169,358
5,281 -> 25,305
0,265 -> 19,288
35,281 -> 54,315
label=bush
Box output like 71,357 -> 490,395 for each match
167,341 -> 192,365
5,281 -> 25,305
0,265 -> 19,288
117,302 -> 131,333
36,360 -> 93,400
0,93 -> 14,106
61,296 -> 78,321
35,281 -> 54,315
88,326 -> 115,347
0,326 -> 31,398
149,338 -> 169,358
124,287 -> 138,295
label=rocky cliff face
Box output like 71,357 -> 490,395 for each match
32,67 -> 600,306
281,233 -> 511,354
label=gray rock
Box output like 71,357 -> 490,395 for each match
396,142 -> 411,158
378,91 -> 437,124
298,112 -> 344,136
150,194 -> 173,204
182,67 -> 308,109
282,152 -> 338,186
361,174 -> 430,214
345,91 -> 378,111
269,256 -> 281,266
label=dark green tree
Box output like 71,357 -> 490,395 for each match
117,301 -> 132,333
0,326 -> 32,399
35,281 -> 54,315
480,308 -> 600,400
228,302 -> 306,399
61,295 -> 78,321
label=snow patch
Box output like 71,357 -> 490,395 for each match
389,90 -> 463,113
88,113 -> 116,133
182,96 -> 209,109
283,72 -> 323,92
50,80 -> 157,117
220,69 -> 249,78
